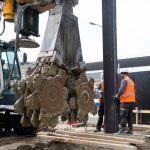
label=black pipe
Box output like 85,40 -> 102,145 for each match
102,0 -> 119,133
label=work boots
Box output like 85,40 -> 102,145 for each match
93,128 -> 101,133
125,127 -> 133,135
114,126 -> 126,135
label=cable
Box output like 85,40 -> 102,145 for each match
0,1 -> 5,36
0,1 -> 49,97
0,1 -> 2,22
0,19 -> 5,36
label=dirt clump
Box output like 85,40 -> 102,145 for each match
15,142 -> 111,150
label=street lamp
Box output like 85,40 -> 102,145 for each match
89,22 -> 102,27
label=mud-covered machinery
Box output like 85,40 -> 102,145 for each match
0,0 -> 97,129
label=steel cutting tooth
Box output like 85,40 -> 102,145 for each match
31,109 -> 40,127
48,116 -> 59,128
90,104 -> 97,116
14,96 -> 25,114
11,80 -> 21,98
26,91 -> 40,110
26,76 -> 35,93
20,112 -> 31,127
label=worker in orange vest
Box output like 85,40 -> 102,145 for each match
93,72 -> 104,132
114,69 -> 135,135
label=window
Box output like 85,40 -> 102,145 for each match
0,47 -> 21,83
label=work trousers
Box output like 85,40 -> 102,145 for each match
96,102 -> 104,129
120,102 -> 135,127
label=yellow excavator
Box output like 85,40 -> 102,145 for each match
0,0 -> 97,133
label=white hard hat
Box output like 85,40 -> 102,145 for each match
120,69 -> 129,74
101,73 -> 103,80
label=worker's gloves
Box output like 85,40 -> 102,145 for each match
100,91 -> 104,95
113,95 -> 119,102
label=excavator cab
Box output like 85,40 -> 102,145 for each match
0,40 -> 21,104
0,40 -> 36,134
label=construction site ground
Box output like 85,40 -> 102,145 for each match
1,124 -> 150,150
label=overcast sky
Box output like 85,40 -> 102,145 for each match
1,0 -> 150,63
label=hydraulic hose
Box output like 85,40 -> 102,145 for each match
0,1 -> 2,22
0,19 -> 5,36
0,1 -> 50,98
0,1 -> 5,36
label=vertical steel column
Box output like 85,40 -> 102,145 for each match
102,0 -> 119,133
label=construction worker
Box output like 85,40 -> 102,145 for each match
93,72 -> 104,132
114,69 -> 135,135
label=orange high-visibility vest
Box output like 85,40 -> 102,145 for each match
120,77 -> 135,103
99,80 -> 104,103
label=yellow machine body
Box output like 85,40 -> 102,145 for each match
2,0 -> 14,22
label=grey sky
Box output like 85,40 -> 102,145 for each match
1,0 -> 150,63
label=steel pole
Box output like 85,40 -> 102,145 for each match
102,0 -> 119,133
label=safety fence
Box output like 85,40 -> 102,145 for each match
133,107 -> 150,124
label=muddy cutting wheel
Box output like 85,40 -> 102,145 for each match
75,77 -> 97,124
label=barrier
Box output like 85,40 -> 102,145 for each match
133,107 -> 150,124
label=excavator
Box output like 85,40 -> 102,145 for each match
0,0 -> 97,133
0,40 -> 36,134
